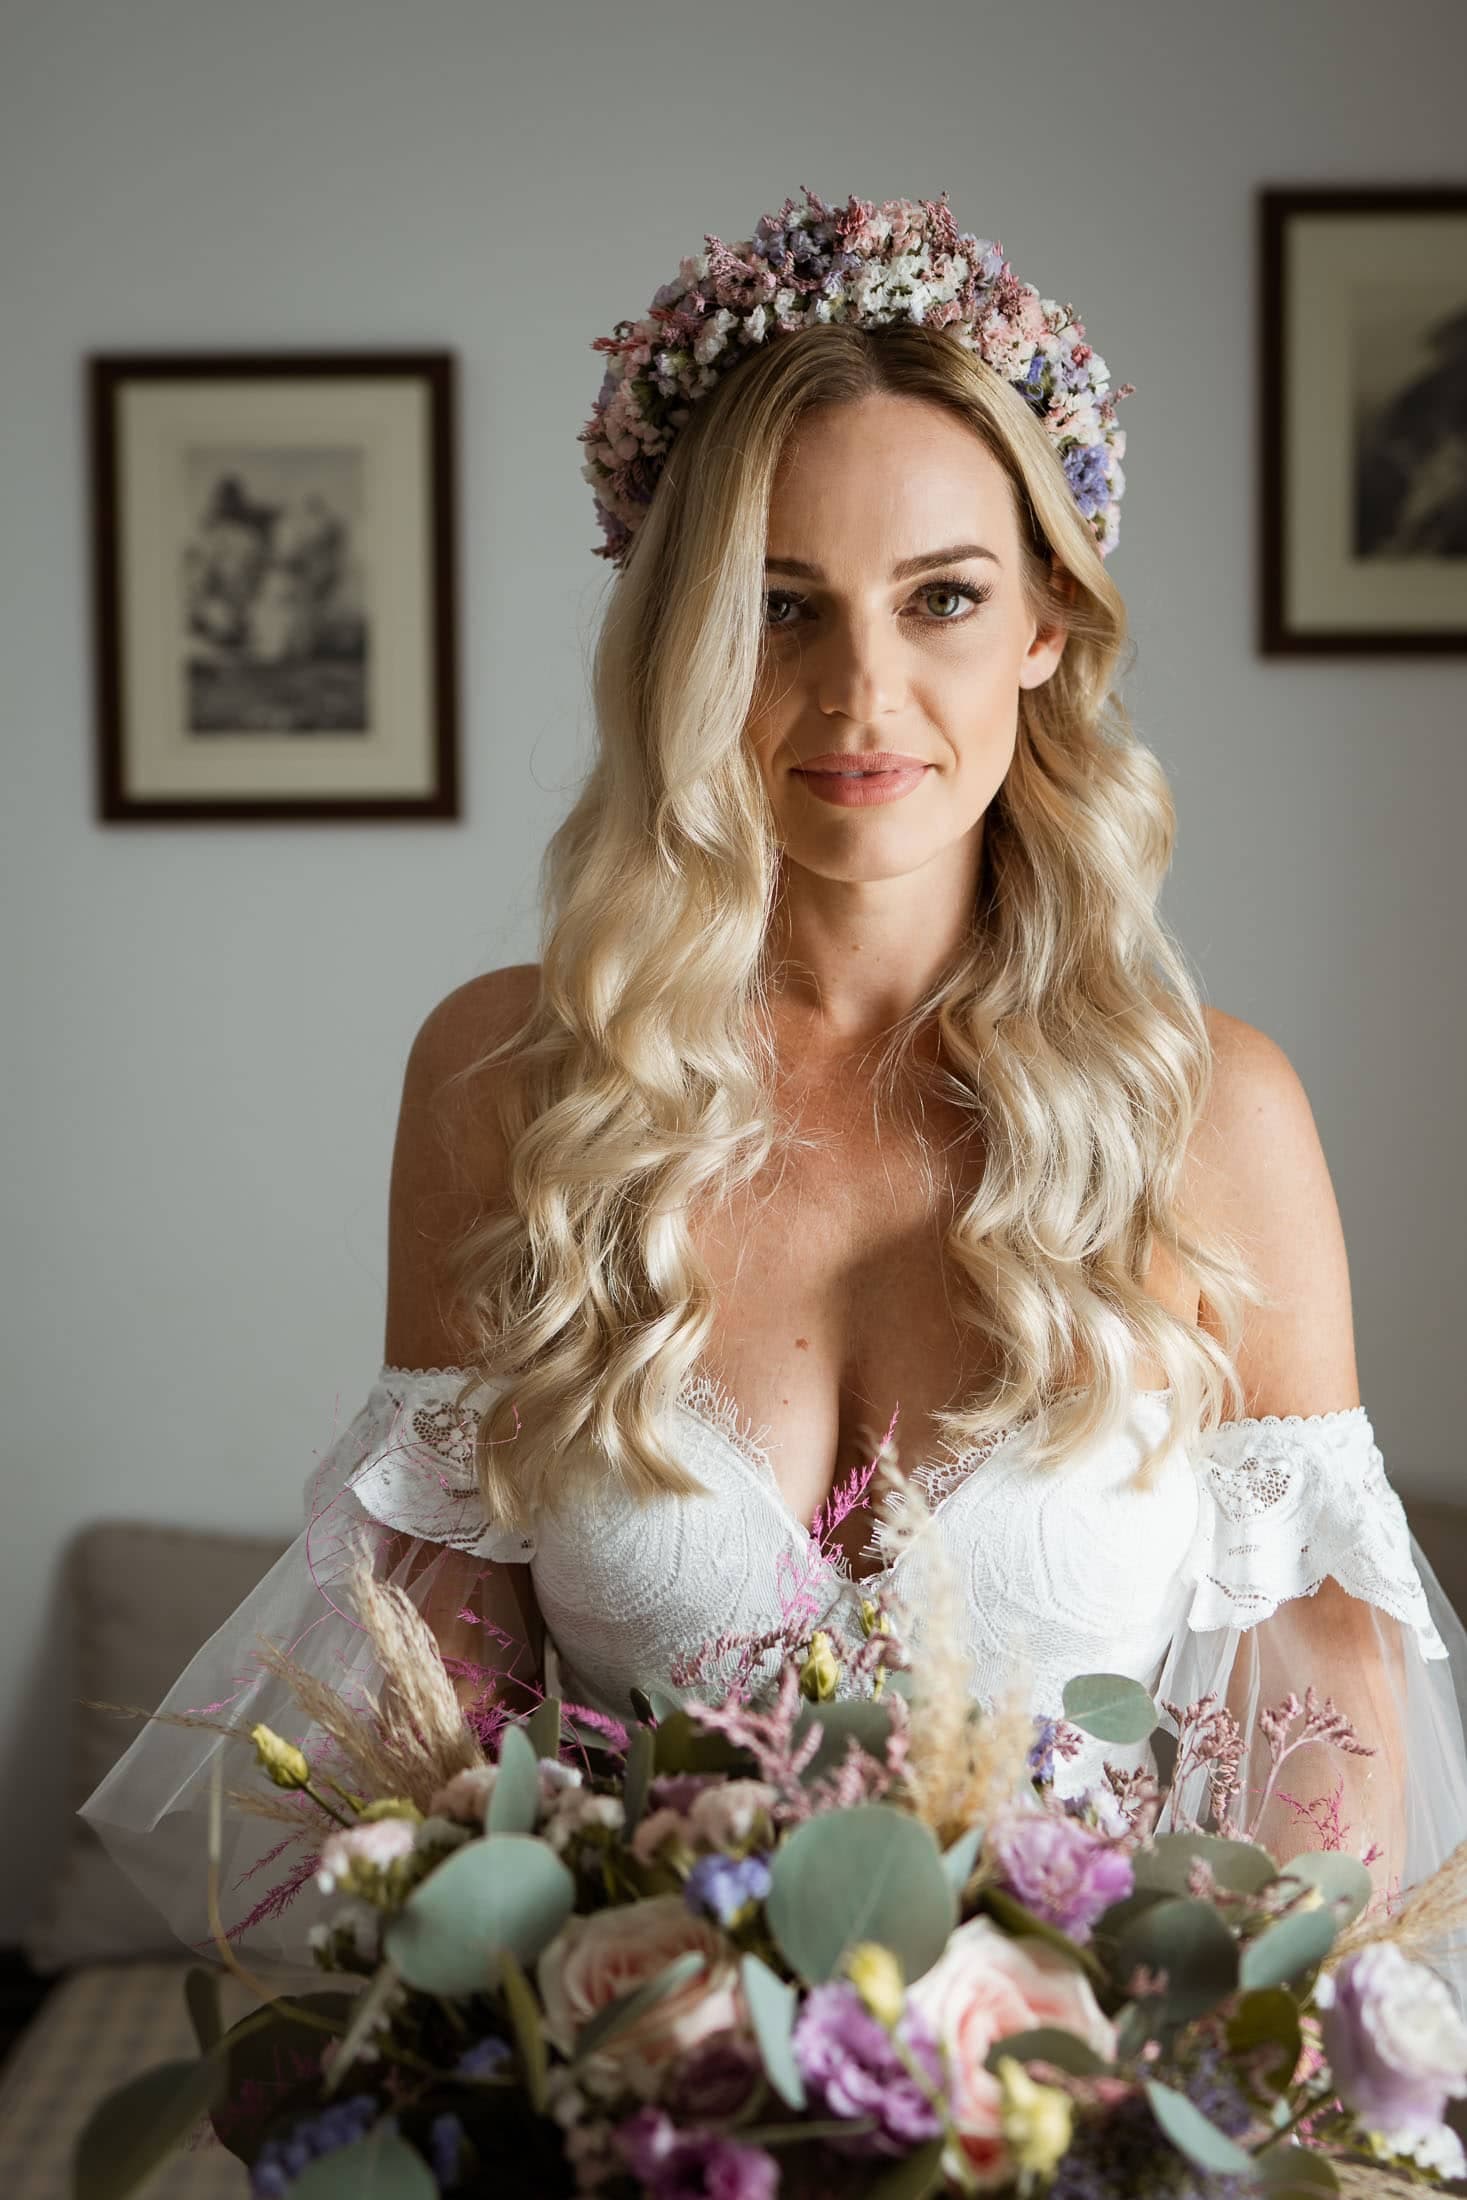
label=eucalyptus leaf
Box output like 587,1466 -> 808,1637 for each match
1061,1672 -> 1159,1745
792,1697 -> 898,1780
651,1707 -> 755,1776
766,1804 -> 955,1986
941,1825 -> 983,1896
487,1723 -> 541,1836
862,2137 -> 948,2198
983,2025 -> 1112,2078
1274,1851 -> 1372,1927
74,2057 -> 225,2200
1133,1832 -> 1278,1897
644,1683 -> 687,1721
183,1966 -> 223,2055
524,1694 -> 562,1761
572,1948 -> 708,2062
739,1952 -> 806,2109
629,1686 -> 658,1725
498,1946 -> 548,2113
1113,1896 -> 1238,2026
882,1668 -> 917,1701
208,1993 -> 357,2164
1144,2079 -> 1255,2175
385,1832 -> 575,1993
1240,1905 -> 1337,1992
622,1724 -> 655,1836
1254,2145 -> 1340,2193
1226,1986 -> 1304,2093
288,2130 -> 438,2199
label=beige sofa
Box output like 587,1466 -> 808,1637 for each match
2,1496 -> 1465,2198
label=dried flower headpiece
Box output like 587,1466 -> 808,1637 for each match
579,184 -> 1135,569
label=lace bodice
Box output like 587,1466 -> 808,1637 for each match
331,1362 -> 1447,1795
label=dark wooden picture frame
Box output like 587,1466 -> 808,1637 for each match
90,350 -> 460,821
1259,186 -> 1467,656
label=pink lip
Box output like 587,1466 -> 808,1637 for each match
794,764 -> 930,809
797,753 -> 929,773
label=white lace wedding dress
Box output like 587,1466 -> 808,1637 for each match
81,1360 -> 1467,2002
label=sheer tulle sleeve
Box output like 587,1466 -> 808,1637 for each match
78,1364 -> 545,1980
1154,1405 -> 1467,2010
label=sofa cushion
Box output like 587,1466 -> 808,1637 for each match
24,1521 -> 291,1973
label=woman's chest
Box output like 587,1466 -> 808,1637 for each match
683,1092 -> 1198,1560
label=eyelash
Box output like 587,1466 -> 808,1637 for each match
763,576 -> 994,631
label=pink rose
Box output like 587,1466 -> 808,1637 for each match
536,1895 -> 749,2100
907,1917 -> 1115,2189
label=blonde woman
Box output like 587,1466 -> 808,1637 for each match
84,191 -> 1467,1994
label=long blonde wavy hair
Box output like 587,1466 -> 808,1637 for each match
440,320 -> 1269,1529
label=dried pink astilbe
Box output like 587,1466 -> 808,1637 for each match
1158,1692 -> 1246,1834
1245,1687 -> 1374,1844
1275,1774 -> 1353,1853
1102,1762 -> 1163,1839
686,1662 -> 827,1823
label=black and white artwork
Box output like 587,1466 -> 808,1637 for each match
1352,295 -> 1467,562
91,351 -> 459,821
1261,188 -> 1467,655
182,447 -> 369,734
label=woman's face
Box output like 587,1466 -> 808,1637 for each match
744,392 -> 1068,881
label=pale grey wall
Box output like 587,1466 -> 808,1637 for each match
2,0 -> 1463,1937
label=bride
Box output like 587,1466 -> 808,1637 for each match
83,188 -> 1467,1997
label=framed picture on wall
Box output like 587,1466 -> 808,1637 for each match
89,350 -> 460,821
1260,185 -> 1467,656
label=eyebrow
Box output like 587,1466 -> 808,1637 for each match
763,541 -> 1001,582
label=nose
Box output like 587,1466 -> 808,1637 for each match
809,609 -> 907,722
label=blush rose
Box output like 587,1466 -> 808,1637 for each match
906,1916 -> 1116,2189
536,1894 -> 749,2101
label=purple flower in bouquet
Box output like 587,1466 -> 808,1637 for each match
248,2095 -> 380,2196
428,2110 -> 466,2187
659,2030 -> 765,2122
612,2103 -> 779,2199
1316,1943 -> 1467,2150
684,1850 -> 772,1927
792,1979 -> 946,2158
455,2035 -> 513,2078
988,1806 -> 1134,1943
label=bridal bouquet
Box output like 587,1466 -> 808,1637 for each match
76,1484 -> 1467,2200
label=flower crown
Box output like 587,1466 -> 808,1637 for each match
578,185 -> 1135,571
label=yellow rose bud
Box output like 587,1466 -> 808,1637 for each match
858,1598 -> 891,1639
357,1798 -> 424,1825
845,1942 -> 906,2029
799,1630 -> 841,1702
997,2057 -> 1073,2186
250,1724 -> 310,1790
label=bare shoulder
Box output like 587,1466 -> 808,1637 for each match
384,964 -> 541,1369
1186,1003 -> 1360,1417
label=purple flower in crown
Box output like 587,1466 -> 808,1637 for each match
987,1806 -> 1134,1943
791,1980 -> 946,2158
579,184 -> 1135,569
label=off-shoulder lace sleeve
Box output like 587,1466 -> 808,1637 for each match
1185,1405 -> 1445,1655
339,1363 -> 537,1561
78,1365 -> 546,1979
1154,1403 -> 1467,2014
